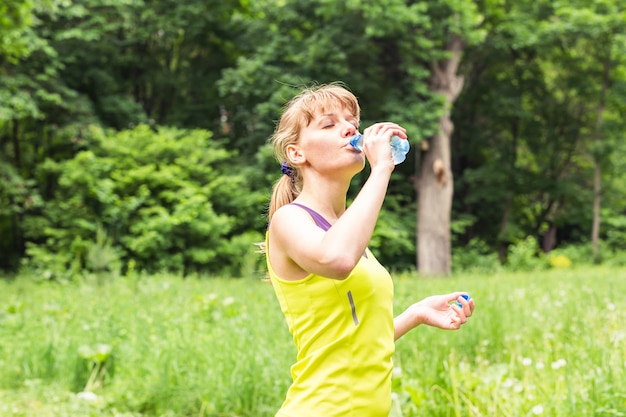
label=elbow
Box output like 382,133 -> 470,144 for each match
319,253 -> 358,280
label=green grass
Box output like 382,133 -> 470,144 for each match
0,267 -> 625,416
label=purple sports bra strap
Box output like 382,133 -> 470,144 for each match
290,203 -> 332,231
289,202 -> 368,258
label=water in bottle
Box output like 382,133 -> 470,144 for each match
349,134 -> 410,165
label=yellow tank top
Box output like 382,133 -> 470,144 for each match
265,206 -> 395,417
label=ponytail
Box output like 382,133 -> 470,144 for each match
269,175 -> 300,220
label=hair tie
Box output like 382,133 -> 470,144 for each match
281,161 -> 295,178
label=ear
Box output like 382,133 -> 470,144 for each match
286,144 -> 305,165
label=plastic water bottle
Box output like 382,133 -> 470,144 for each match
349,134 -> 410,165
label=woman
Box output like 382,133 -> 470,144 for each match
264,83 -> 474,417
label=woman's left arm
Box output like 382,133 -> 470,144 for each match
394,292 -> 475,341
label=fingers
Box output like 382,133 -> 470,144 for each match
449,293 -> 474,328
363,122 -> 407,140
450,305 -> 468,325
450,293 -> 473,316
449,315 -> 463,329
359,123 -> 405,168
417,293 -> 475,330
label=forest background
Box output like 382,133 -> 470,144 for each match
1,0 -> 626,279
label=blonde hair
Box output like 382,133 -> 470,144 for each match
268,83 -> 360,220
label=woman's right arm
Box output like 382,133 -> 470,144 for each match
269,123 -> 406,280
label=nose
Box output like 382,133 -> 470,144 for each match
342,121 -> 357,138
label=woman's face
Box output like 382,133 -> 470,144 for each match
297,105 -> 365,176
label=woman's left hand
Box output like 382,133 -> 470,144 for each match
412,292 -> 475,330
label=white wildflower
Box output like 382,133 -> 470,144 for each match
77,391 -> 98,402
532,404 -> 544,414
611,331 -> 625,344
551,359 -> 567,370
522,357 -> 532,367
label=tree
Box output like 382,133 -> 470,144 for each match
26,125 -> 265,277
451,0 -> 626,267
452,0 -> 592,262
0,0 -> 39,61
218,0 -> 436,268
5,0 -> 625,275
219,0 -> 490,275
412,2 -> 484,276
0,0 -> 61,269
539,1 -> 626,261
0,0 -> 247,271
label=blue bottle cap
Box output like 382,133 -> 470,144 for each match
455,294 -> 471,308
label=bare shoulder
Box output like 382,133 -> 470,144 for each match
268,204 -> 323,279
270,204 -> 316,237
269,204 -> 329,256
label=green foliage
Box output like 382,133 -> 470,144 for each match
0,0 -> 39,62
85,226 -> 122,285
1,0 -> 248,271
370,198 -> 416,272
602,138 -> 626,255
75,343 -> 114,393
34,0 -> 245,129
23,124 -> 265,276
452,0 -> 626,265
452,238 -> 501,274
0,163 -> 42,269
505,236 -> 546,271
218,0 -> 453,154
1,0 -> 626,274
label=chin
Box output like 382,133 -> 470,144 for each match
352,158 -> 366,173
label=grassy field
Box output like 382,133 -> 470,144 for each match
0,266 -> 625,416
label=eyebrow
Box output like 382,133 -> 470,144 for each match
317,113 -> 358,122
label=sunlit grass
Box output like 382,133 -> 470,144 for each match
392,267 -> 626,416
0,266 -> 624,416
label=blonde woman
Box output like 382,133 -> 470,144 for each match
264,83 -> 474,417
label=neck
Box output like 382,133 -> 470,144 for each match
296,176 -> 351,220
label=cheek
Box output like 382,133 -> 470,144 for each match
307,148 -> 335,167
301,136 -> 334,161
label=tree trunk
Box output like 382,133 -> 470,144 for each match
498,194 -> 512,264
11,119 -> 21,172
591,56 -> 610,262
10,119 -> 24,259
591,162 -> 601,260
498,120 -> 518,264
416,34 -> 464,277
